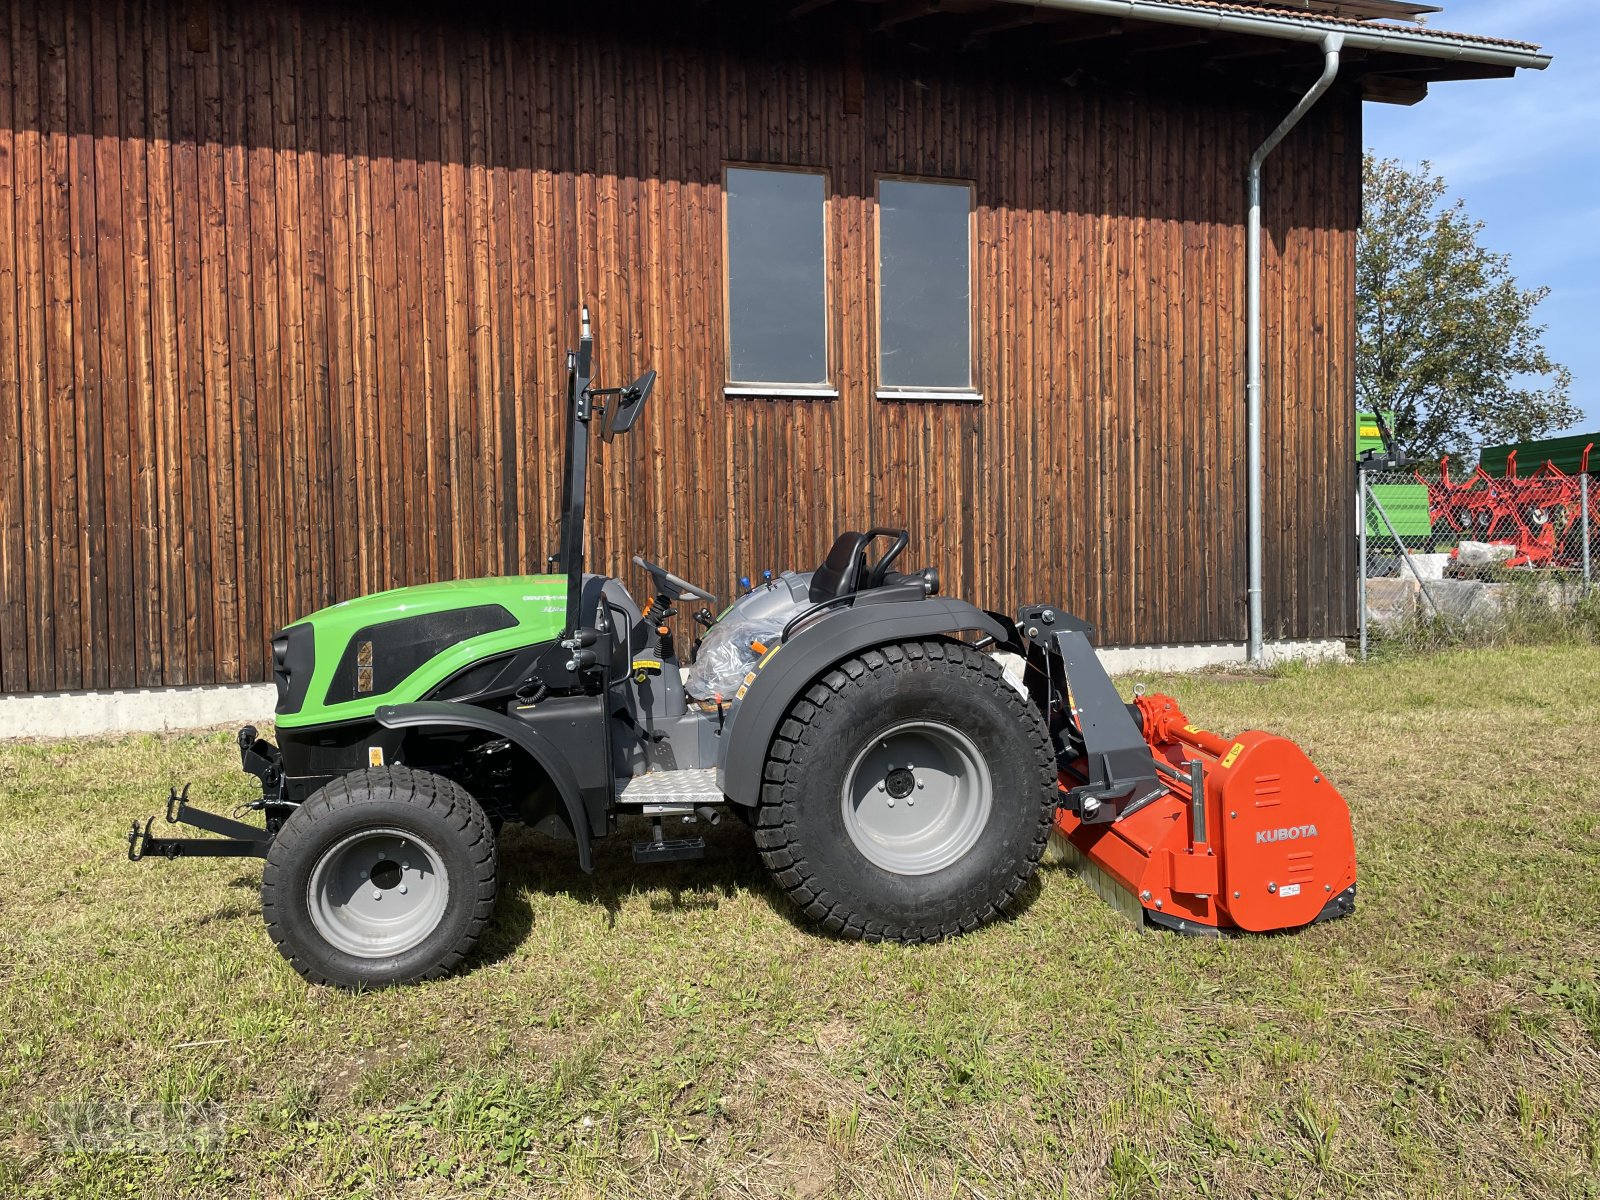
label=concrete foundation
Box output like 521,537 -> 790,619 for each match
1096,640 -> 1348,675
0,683 -> 276,740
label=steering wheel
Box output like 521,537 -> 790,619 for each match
861,527 -> 910,589
632,555 -> 718,605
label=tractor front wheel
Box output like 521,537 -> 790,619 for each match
261,766 -> 497,988
754,640 -> 1056,942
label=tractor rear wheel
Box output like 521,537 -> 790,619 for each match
753,640 -> 1056,942
261,766 -> 497,988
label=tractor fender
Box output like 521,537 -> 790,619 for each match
374,701 -> 596,873
716,597 -> 1009,807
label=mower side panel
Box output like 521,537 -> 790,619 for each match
715,598 -> 1008,807
1216,734 -> 1358,931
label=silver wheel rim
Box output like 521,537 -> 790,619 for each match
306,827 -> 450,959
841,720 -> 993,876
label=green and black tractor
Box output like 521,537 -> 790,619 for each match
127,309 -> 1131,988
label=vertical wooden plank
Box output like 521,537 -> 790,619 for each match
319,7 -> 361,609
11,2 -> 53,689
88,0 -> 133,688
115,0 -> 164,686
1224,104 -> 1247,641
195,0 -> 239,682
292,5 -> 332,614
1282,110 -> 1307,640
1143,96 -> 1166,643
388,15 -> 426,583
0,3 -> 27,692
62,2 -> 100,689
218,1 -> 262,680
501,19 -> 535,575
674,39 -> 708,588
244,1 -> 286,639
168,0 -> 214,683
1034,84 -> 1058,625
1339,95 -> 1361,635
1298,114 -> 1319,638
1161,98 -> 1181,644
1061,84 -> 1084,625
1082,84 -> 1106,633
1021,83 -> 1042,619
436,19 -> 471,581
270,7 -> 311,624
142,0 -> 186,684
344,8 -> 381,596
485,22 -> 517,578
529,19 -> 560,567
462,16 -> 493,579
584,22 -> 613,577
1196,99 -> 1215,642
1176,100 -> 1197,643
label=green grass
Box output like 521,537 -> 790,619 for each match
2,645 -> 1599,1199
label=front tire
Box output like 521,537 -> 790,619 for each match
261,766 -> 497,988
753,640 -> 1056,942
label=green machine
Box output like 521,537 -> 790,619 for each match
1358,410 -> 1433,541
125,306 -> 1074,988
1479,431 -> 1598,479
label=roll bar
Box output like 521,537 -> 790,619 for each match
552,306 -> 655,637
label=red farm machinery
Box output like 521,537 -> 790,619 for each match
1421,443 -> 1596,570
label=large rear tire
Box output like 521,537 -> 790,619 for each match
753,640 -> 1056,942
261,766 -> 497,988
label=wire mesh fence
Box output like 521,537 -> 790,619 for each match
1359,463 -> 1596,659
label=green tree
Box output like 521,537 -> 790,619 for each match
1358,154 -> 1575,462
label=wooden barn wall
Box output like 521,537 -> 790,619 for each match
0,0 -> 1359,694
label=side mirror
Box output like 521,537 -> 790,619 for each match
602,369 -> 655,442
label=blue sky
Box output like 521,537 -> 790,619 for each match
1363,0 -> 1599,437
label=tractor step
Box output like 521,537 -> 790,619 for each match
618,767 -> 723,808
629,788 -> 714,864
631,836 -> 707,864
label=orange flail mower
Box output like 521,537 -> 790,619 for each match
1019,607 -> 1357,935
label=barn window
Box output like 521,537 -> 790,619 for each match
723,166 -> 834,396
876,178 -> 977,400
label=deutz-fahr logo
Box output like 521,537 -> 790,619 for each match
1256,825 -> 1318,845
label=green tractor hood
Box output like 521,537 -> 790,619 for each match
274,575 -> 569,729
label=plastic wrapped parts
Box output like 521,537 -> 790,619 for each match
684,571 -> 814,699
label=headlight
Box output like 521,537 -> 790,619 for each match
272,625 -> 315,715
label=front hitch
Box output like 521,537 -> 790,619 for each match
127,784 -> 274,861
125,726 -> 288,863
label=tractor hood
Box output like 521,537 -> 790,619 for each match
297,575 -> 569,627
273,575 -> 570,729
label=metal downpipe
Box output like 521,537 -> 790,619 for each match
1247,33 -> 1342,662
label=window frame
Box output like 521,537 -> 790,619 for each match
872,174 -> 981,402
721,162 -> 838,398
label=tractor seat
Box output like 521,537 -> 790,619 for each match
809,531 -> 871,603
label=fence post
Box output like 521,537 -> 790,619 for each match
1358,471 -> 1369,661
1584,471 -> 1592,589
